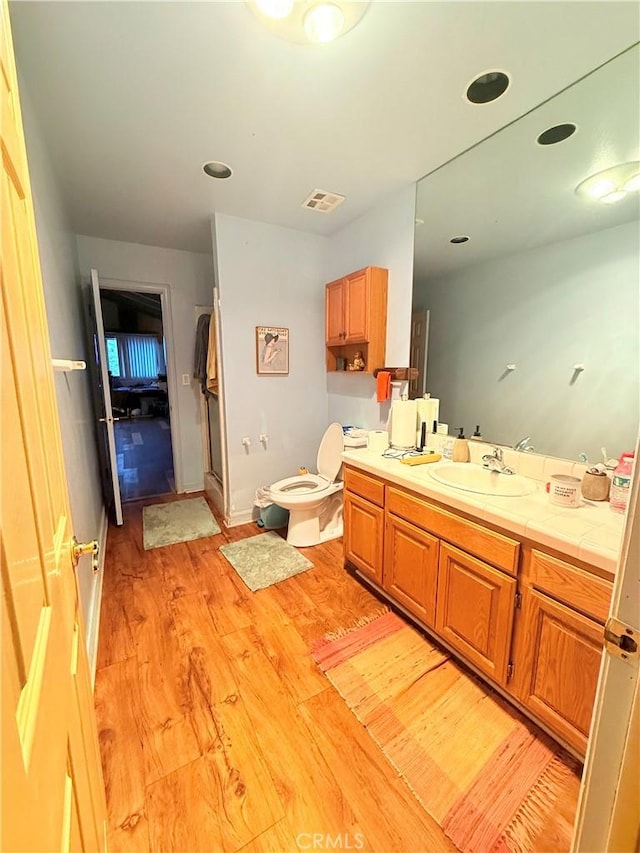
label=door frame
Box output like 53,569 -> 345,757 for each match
195,289 -> 230,521
97,277 -> 183,494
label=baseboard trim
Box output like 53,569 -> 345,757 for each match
204,472 -> 224,516
225,508 -> 256,528
86,507 -> 108,689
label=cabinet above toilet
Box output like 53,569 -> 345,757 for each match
325,266 -> 388,374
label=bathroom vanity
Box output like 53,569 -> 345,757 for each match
342,448 -> 623,756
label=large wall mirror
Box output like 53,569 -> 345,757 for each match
411,45 -> 639,464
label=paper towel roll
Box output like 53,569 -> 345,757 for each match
390,399 -> 417,449
368,430 -> 389,454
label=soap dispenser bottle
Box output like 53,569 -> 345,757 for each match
452,427 -> 470,463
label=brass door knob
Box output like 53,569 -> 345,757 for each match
72,537 -> 100,572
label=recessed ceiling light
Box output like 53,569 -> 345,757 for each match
203,161 -> 233,179
304,3 -> 345,43
601,190 -> 627,205
536,123 -> 577,145
622,174 -> 640,193
254,0 -> 294,19
450,236 -> 470,244
466,71 -> 510,105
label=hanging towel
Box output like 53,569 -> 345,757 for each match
376,371 -> 391,403
206,312 -> 218,395
194,313 -> 211,393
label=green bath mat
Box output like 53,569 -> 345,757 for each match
220,531 -> 313,592
143,497 -> 221,550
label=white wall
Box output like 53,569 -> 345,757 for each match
19,85 -> 105,637
414,221 -> 640,462
325,184 -> 417,429
212,214 -> 329,521
76,236 -> 214,491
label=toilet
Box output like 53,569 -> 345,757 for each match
269,422 -> 345,548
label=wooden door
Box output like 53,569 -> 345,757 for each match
384,513 -> 439,626
514,590 -> 604,754
1,7 -> 107,851
344,269 -> 369,343
436,543 -> 516,685
344,492 -> 384,584
325,278 -> 345,345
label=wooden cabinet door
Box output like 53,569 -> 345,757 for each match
384,514 -> 439,627
514,590 -> 604,754
344,270 -> 369,343
325,279 -> 345,345
436,543 -> 516,685
344,492 -> 384,585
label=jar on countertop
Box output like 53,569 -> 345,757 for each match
581,469 -> 611,502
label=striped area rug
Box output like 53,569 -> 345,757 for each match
311,611 -> 582,853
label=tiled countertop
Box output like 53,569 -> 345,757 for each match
342,447 -> 625,577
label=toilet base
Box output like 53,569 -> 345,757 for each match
282,494 -> 343,548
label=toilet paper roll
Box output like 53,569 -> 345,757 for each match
390,399 -> 418,450
368,430 -> 389,454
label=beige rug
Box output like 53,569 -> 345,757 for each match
220,531 -> 313,591
142,497 -> 221,549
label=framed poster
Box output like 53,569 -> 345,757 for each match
256,326 -> 289,375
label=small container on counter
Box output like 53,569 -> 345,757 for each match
452,427 -> 470,463
581,468 -> 611,502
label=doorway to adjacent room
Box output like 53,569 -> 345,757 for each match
100,287 -> 175,501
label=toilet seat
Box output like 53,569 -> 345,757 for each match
270,474 -> 332,496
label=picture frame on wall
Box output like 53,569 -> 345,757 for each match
256,326 -> 289,375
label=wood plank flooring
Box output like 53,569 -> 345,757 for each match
94,493 -> 458,852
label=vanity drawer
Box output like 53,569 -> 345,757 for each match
387,486 -> 519,575
530,550 -> 612,624
344,467 -> 385,507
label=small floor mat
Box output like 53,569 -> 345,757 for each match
220,531 -> 313,591
142,497 -> 221,550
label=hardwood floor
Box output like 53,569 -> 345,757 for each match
95,493 -> 457,852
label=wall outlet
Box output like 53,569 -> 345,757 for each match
182,374 -> 191,386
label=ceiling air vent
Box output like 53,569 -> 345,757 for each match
301,189 -> 345,213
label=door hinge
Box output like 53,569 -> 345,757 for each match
514,591 -> 522,609
507,662 -> 514,681
604,617 -> 638,661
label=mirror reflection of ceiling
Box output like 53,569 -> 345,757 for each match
414,44 -> 640,282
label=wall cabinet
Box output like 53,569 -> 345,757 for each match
343,464 -> 612,756
436,543 -> 516,685
325,267 -> 388,374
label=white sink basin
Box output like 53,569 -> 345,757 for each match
428,463 -> 535,497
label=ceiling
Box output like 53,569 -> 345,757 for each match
414,44 -> 640,281
101,289 -> 162,320
10,1 -> 640,254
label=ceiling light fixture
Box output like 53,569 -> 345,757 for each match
465,71 -> 511,105
575,161 -> 640,204
247,0 -> 369,44
304,3 -> 344,42
203,161 -> 233,179
254,0 -> 294,19
536,123 -> 577,146
450,236 -> 470,244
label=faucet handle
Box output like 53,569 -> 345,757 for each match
494,446 -> 503,462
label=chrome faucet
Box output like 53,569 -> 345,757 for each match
513,436 -> 535,453
482,446 -> 515,475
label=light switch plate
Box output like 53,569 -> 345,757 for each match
182,374 -> 191,386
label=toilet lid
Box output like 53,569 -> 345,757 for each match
317,422 -> 344,483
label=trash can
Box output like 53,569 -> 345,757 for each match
255,487 -> 289,530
